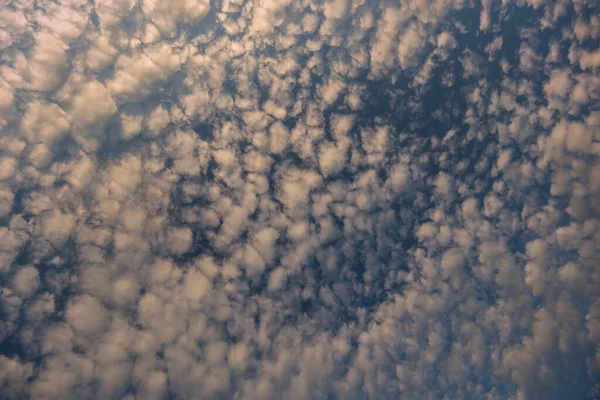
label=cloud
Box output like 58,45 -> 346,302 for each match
0,0 -> 599,399
41,209 -> 76,247
0,157 -> 17,182
141,0 -> 211,37
0,355 -> 33,399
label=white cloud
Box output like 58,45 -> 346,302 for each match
0,157 -> 16,181
12,266 -> 40,298
386,162 -> 412,193
0,355 -> 33,399
41,209 -> 76,247
369,7 -> 406,78
565,122 -> 592,154
94,0 -> 137,28
111,275 -> 141,306
67,80 -> 117,150
25,33 -> 69,92
318,141 -> 348,177
120,112 -> 143,141
21,101 -> 70,147
65,295 -> 109,335
0,1 -> 599,399
166,226 -> 193,255
142,0 -> 210,37
182,268 -> 211,302
249,0 -> 291,35
398,23 -> 426,69
107,45 -> 188,103
0,187 -> 14,218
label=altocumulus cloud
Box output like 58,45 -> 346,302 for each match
0,0 -> 599,399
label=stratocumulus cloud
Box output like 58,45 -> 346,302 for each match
0,0 -> 599,399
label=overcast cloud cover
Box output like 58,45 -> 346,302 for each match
0,0 -> 599,398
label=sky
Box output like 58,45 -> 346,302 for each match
0,0 -> 599,399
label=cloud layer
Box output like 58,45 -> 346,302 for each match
0,0 -> 599,399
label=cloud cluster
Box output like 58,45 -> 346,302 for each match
0,0 -> 599,399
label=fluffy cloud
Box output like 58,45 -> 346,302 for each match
0,0 -> 599,399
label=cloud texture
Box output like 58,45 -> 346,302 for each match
0,0 -> 599,399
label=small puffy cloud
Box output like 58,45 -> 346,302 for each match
267,267 -> 287,292
386,162 -> 411,193
84,33 -> 118,72
0,355 -> 33,399
144,105 -> 171,136
0,188 -> 14,218
398,23 -> 426,69
0,157 -> 17,181
107,45 -> 187,103
269,122 -> 290,154
69,80 -> 117,127
249,0 -> 291,34
120,113 -> 143,141
166,226 -> 193,255
183,268 -> 210,303
12,266 -> 40,298
252,227 -> 280,263
25,34 -> 69,92
111,275 -> 141,306
440,248 -> 464,279
21,101 -> 70,147
142,0 -> 210,37
565,122 -> 592,154
65,295 -> 109,335
94,0 -> 137,28
41,210 -> 76,247
544,68 -> 573,99
319,141 -> 348,177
